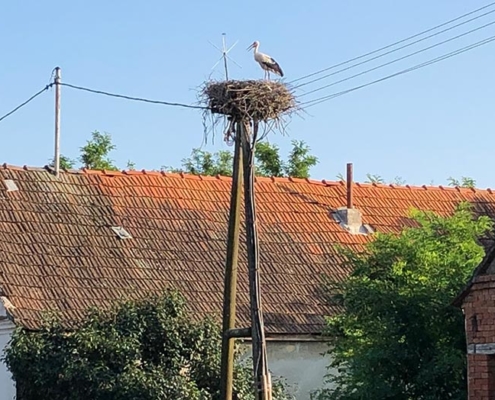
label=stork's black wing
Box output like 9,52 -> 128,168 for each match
262,57 -> 284,77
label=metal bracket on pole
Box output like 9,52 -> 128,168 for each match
225,327 -> 252,339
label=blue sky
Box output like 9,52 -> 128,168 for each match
1,0 -> 495,187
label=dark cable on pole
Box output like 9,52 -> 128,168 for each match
0,84 -> 53,123
59,83 -> 207,110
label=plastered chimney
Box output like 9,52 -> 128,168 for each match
332,163 -> 373,235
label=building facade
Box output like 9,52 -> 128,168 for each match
0,302 -> 15,400
2,165 -> 495,399
455,247 -> 495,400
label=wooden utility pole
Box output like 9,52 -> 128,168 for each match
54,67 -> 61,177
241,121 -> 272,400
219,123 -> 244,400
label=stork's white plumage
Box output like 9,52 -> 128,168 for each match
247,41 -> 284,80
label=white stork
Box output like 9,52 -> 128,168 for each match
247,41 -> 284,80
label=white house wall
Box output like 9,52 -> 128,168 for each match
240,341 -> 335,400
0,301 -> 15,400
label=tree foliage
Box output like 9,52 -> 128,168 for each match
48,131 -> 117,171
336,174 -> 477,188
364,173 -> 385,184
126,160 -> 136,171
168,140 -> 318,179
284,140 -> 318,179
79,130 -> 118,170
313,202 -> 492,400
48,155 -> 76,170
447,176 -> 476,189
255,141 -> 284,177
392,176 -> 406,185
47,131 -> 479,191
3,290 -> 291,400
165,148 -> 234,176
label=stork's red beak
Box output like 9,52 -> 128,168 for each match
247,43 -> 255,51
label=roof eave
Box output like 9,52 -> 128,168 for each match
452,242 -> 495,307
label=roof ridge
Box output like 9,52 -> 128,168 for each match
0,163 -> 492,194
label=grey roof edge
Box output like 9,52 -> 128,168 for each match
452,242 -> 495,307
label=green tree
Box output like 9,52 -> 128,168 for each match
3,290 -> 291,400
163,148 -> 233,176
337,174 -> 405,185
392,176 -> 406,185
48,155 -> 76,170
172,140 -> 318,179
284,140 -> 318,179
364,173 -> 385,184
255,141 -> 284,177
448,176 -> 476,188
126,160 -> 136,171
313,202 -> 492,400
79,130 -> 118,170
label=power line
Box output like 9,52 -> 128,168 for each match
301,34 -> 495,109
60,83 -> 207,110
0,84 -> 53,123
298,18 -> 495,98
294,9 -> 495,91
289,1 -> 495,85
303,35 -> 495,107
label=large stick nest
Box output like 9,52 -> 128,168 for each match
202,80 -> 296,122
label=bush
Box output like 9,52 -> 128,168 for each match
312,202 -> 492,400
3,290 -> 291,400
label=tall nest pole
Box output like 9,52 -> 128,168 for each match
202,80 -> 296,400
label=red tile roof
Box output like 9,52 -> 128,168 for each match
1,164 -> 495,335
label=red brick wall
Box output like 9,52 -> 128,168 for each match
468,354 -> 495,400
463,275 -> 495,399
463,275 -> 495,345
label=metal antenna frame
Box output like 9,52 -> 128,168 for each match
208,33 -> 242,146
208,33 -> 242,80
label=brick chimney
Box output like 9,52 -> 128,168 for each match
332,163 -> 373,235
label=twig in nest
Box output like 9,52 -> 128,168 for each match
201,80 -> 297,123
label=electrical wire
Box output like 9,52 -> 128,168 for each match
301,34 -> 495,109
0,84 -> 53,123
294,9 -> 495,90
289,1 -> 495,85
298,19 -> 495,98
60,82 -> 207,110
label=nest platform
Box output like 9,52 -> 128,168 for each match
202,80 -> 296,122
